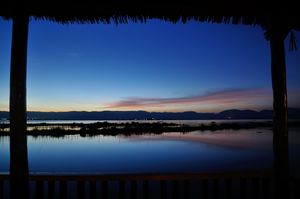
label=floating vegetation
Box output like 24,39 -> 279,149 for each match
1,121 -> 300,137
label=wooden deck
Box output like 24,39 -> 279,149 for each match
1,171 -> 299,199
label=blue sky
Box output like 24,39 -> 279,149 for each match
0,18 -> 299,112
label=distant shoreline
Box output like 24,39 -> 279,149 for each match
1,108 -> 300,121
1,121 -> 300,137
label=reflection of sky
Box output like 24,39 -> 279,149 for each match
0,19 -> 300,112
0,136 -> 9,173
128,129 -> 273,150
1,128 -> 299,175
27,129 -> 274,173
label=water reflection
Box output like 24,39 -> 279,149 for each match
128,129 -> 273,149
1,128 -> 299,176
1,128 -> 272,174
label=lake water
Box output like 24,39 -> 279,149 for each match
1,125 -> 300,176
1,119 -> 272,125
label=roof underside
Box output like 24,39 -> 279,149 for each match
1,2 -> 300,30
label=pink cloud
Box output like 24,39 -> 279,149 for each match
104,88 -> 272,110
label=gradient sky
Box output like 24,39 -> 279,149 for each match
0,18 -> 300,112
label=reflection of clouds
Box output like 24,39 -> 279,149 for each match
126,130 -> 273,149
105,88 -> 272,110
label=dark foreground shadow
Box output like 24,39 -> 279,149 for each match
1,171 -> 300,199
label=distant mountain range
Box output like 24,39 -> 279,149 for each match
1,108 -> 300,120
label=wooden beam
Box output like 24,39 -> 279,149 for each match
0,171 -> 272,181
269,14 -> 289,199
9,16 -> 28,133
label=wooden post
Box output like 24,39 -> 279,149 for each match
9,16 -> 29,199
143,180 -> 149,199
9,16 -> 28,133
48,180 -> 55,199
59,180 -> 67,199
119,181 -> 125,199
101,181 -> 108,199
90,181 -> 97,199
131,180 -> 137,199
172,181 -> 179,199
78,181 -> 85,199
0,179 -> 3,199
36,180 -> 44,199
269,14 -> 289,199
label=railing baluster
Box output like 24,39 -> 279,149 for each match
213,179 -> 219,199
240,178 -> 247,199
252,177 -> 259,199
131,180 -> 137,199
172,180 -> 179,199
202,179 -> 208,199
36,180 -> 44,199
160,180 -> 167,199
0,171 -> 274,199
183,180 -> 190,199
0,180 -> 3,199
142,180 -> 149,199
90,180 -> 97,199
77,180 -> 85,199
101,181 -> 108,199
48,180 -> 55,199
119,181 -> 125,199
59,180 -> 67,199
262,177 -> 270,199
294,178 -> 300,199
225,178 -> 232,199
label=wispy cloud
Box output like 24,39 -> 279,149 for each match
104,88 -> 272,111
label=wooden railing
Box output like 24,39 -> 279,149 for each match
0,171 -> 299,199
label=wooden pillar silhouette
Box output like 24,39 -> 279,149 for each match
269,14 -> 289,199
9,16 -> 28,133
9,16 -> 29,199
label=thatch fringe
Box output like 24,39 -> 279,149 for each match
1,14 -> 262,26
289,30 -> 298,51
1,3 -> 299,45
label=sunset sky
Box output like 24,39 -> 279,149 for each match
0,18 -> 300,112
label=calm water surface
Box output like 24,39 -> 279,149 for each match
1,127 -> 299,175
1,119 -> 272,125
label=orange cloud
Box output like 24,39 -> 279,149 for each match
104,88 -> 272,110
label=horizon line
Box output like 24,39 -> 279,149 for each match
2,108 -> 300,114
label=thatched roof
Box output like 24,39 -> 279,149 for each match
1,1 -> 300,31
